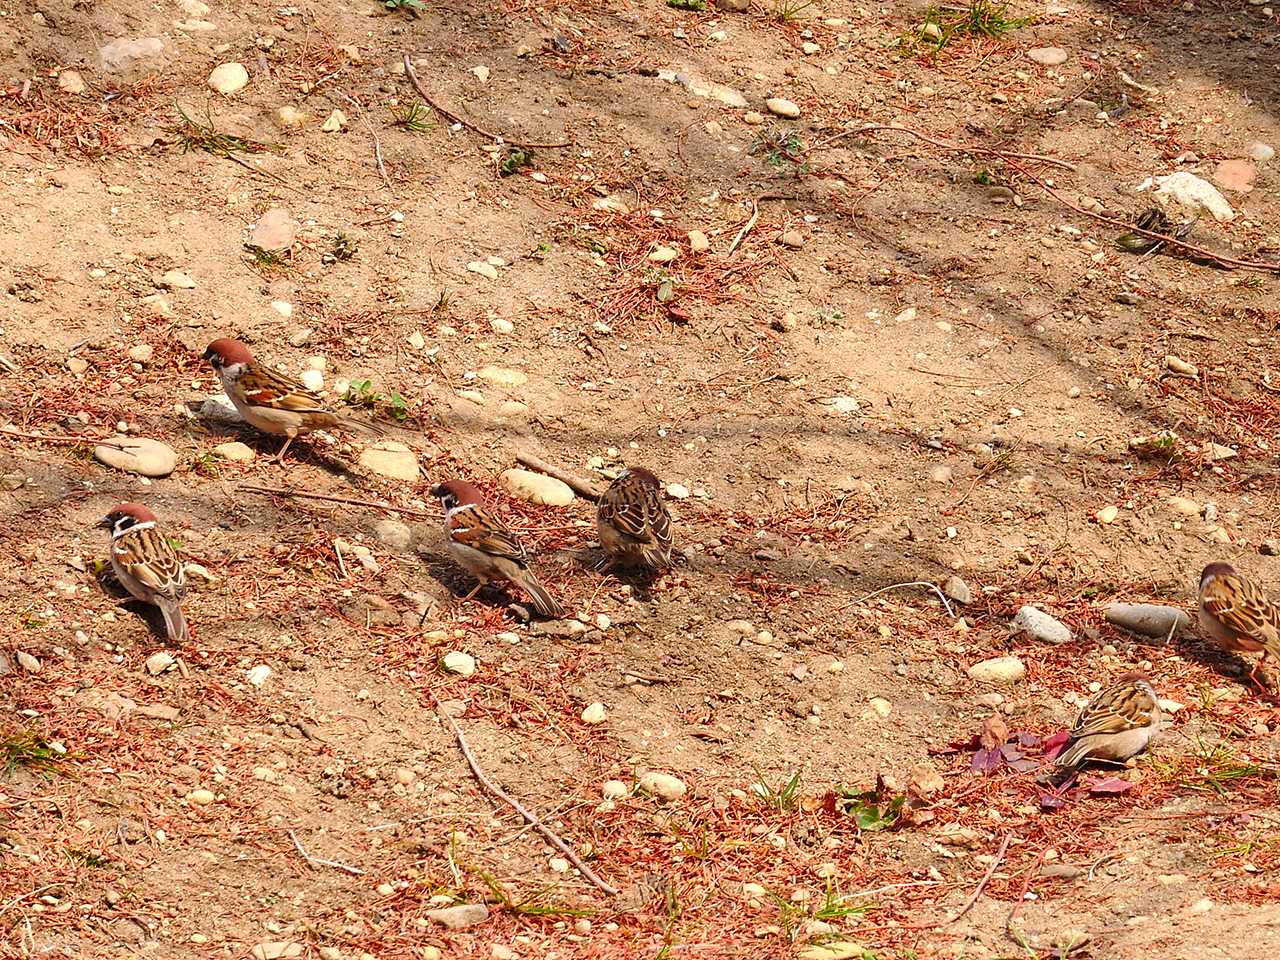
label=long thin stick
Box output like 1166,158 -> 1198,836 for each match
727,200 -> 759,256
1,427 -> 130,451
238,484 -> 433,518
436,702 -> 618,896
946,832 -> 1012,926
821,124 -> 1078,171
341,92 -> 391,190
849,580 -> 957,619
515,451 -> 604,501
288,830 -> 366,876
333,540 -> 350,580
1004,845 -> 1048,945
402,56 -> 569,149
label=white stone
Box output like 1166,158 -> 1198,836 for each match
145,651 -> 176,675
442,651 -> 476,676
666,483 -> 689,498
867,697 -> 892,718
490,317 -> 514,334
1136,171 -> 1235,223
246,665 -> 271,687
159,270 -> 195,289
59,70 -> 86,94
94,437 -> 177,477
208,62 -> 249,94
1028,46 -> 1068,66
765,97 -> 801,119
580,702 -> 607,725
688,230 -> 710,253
213,441 -> 255,463
271,300 -> 294,317
299,369 -> 324,392
16,651 -> 41,673
602,779 -> 628,800
187,788 -> 216,806
967,656 -> 1026,684
359,441 -> 420,481
200,393 -> 243,424
500,468 -> 575,506
638,771 -> 687,802
649,246 -> 678,263
477,366 -> 527,388
471,65 -> 490,82
321,109 -> 347,132
373,519 -> 413,552
1012,605 -> 1072,644
467,261 -> 500,280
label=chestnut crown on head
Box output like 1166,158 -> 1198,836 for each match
101,501 -> 158,531
1200,562 -> 1237,588
203,338 -> 255,370
430,480 -> 485,510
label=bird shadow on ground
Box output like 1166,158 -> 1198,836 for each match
95,568 -> 171,645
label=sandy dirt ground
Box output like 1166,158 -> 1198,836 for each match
2,0 -> 1280,957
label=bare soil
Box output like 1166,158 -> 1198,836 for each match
2,0 -> 1280,958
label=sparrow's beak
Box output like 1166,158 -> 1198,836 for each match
201,347 -> 217,364
96,515 -> 114,530
429,485 -> 445,499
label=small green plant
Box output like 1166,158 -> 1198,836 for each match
498,147 -> 535,177
751,766 -> 802,813
165,535 -> 184,552
193,452 -> 221,478
344,378 -> 410,421
750,128 -> 808,171
832,780 -> 906,831
432,288 -> 453,318
773,0 -> 815,21
1,730 -> 61,776
811,883 -> 871,924
480,872 -> 592,918
667,0 -> 707,9
901,0 -> 1033,54
384,0 -> 425,15
328,231 -> 358,263
973,168 -> 995,186
392,101 -> 436,134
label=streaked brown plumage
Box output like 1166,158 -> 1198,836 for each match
596,466 -> 674,571
1198,562 -> 1280,688
203,337 -> 386,463
431,480 -> 565,619
1054,672 -> 1162,772
100,502 -> 189,643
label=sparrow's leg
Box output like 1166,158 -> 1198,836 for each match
461,580 -> 488,602
273,435 -> 296,465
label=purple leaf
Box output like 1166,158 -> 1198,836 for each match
1000,744 -> 1024,762
1015,731 -> 1042,748
970,747 -> 1002,775
1042,730 -> 1070,761
1038,791 -> 1067,811
1008,758 -> 1040,773
1085,777 -> 1134,795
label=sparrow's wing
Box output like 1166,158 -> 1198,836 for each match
1202,575 -> 1280,647
601,475 -> 672,549
1070,680 -> 1157,739
115,527 -> 186,600
448,505 -> 528,564
238,364 -> 332,414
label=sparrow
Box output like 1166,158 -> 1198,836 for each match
203,337 -> 386,463
596,466 -> 674,571
99,502 -> 189,643
1053,673 -> 1162,774
430,480 -> 565,619
1198,562 -> 1280,688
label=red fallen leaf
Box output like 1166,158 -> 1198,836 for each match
666,307 -> 692,324
1085,777 -> 1134,795
980,714 -> 1010,750
1042,730 -> 1071,761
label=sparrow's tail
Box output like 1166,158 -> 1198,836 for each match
157,598 -> 189,644
518,570 -> 565,620
338,414 -> 394,438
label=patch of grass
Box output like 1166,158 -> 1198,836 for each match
384,0 -> 425,15
65,848 -> 113,868
667,0 -> 707,9
169,104 -> 273,157
1,730 -> 62,776
193,452 -> 221,478
432,288 -> 453,318
751,766 -> 802,813
773,0 -> 816,21
392,101 -> 436,134
900,0 -> 1033,55
1160,739 -> 1280,795
344,378 -> 409,421
812,883 -> 871,924
245,244 -> 288,271
480,872 -> 593,918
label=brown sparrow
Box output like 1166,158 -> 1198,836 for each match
596,466 -> 674,571
1198,562 -> 1280,687
430,480 -> 565,619
100,502 -> 189,643
203,337 -> 386,463
1054,673 -> 1162,772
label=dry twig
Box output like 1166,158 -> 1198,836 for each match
436,701 -> 618,896
288,830 -> 366,876
340,92 -> 391,190
1,427 -> 130,451
402,56 -> 570,149
238,484 -> 433,518
850,580 -> 957,619
515,451 -> 604,501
